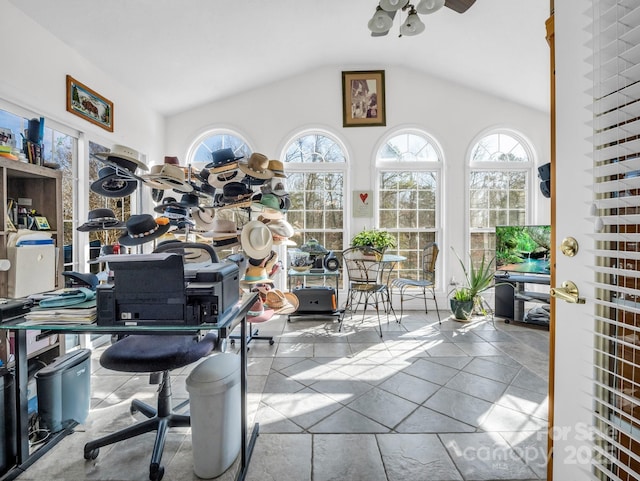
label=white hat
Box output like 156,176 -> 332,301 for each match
94,144 -> 149,172
192,207 -> 216,231
142,164 -> 193,193
241,220 -> 274,260
266,218 -> 296,246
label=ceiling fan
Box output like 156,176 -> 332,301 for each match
369,0 -> 477,37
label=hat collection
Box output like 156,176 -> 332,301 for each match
85,144 -> 300,314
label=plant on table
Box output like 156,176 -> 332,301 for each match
351,228 -> 396,252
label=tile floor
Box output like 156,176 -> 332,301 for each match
15,310 -> 550,481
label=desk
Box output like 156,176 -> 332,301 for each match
0,292 -> 259,481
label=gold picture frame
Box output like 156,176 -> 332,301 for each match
342,70 -> 386,127
66,75 -> 114,132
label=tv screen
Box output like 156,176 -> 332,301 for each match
495,225 -> 551,275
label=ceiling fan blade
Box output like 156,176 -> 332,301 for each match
445,0 -> 477,14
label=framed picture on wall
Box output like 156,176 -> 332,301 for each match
66,75 -> 114,132
342,70 -> 386,127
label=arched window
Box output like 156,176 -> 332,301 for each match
468,130 -> 534,264
282,132 -> 347,253
377,130 -> 442,281
188,130 -> 251,169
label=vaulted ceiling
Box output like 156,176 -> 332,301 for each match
10,0 -> 550,116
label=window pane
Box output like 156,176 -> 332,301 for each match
379,133 -> 439,162
471,133 -> 529,163
284,134 -> 346,164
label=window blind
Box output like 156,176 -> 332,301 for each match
590,1 -> 640,479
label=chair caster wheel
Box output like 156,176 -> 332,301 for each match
84,448 -> 99,460
269,339 -> 275,345
130,405 -> 138,415
150,464 -> 164,481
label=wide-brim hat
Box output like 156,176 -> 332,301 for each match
162,205 -> 189,219
260,177 -> 287,197
268,159 -> 287,178
90,167 -> 138,198
242,265 -> 270,284
251,193 -> 283,220
206,148 -> 244,170
154,193 -> 199,213
209,218 -> 242,240
222,182 -> 253,205
284,292 -> 299,312
94,144 -> 148,172
241,220 -> 274,260
239,152 -> 274,180
265,218 -> 296,245
118,214 -> 171,246
77,208 -> 126,232
192,207 -> 216,230
207,167 -> 246,189
265,289 -> 297,315
246,298 -> 274,323
142,164 -> 194,193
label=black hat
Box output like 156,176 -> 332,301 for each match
153,193 -> 199,213
77,208 -> 125,232
90,166 -> 137,198
118,214 -> 171,246
205,148 -> 244,170
222,182 -> 253,205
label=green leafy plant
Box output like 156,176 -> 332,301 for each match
351,228 -> 397,250
450,248 -> 496,315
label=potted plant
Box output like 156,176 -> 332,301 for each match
351,228 -> 396,253
449,248 -> 496,320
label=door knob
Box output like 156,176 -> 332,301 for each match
550,280 -> 585,304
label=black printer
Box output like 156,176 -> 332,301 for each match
96,253 -> 239,326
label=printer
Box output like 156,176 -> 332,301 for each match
96,253 -> 239,326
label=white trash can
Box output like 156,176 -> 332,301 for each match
186,352 -> 241,479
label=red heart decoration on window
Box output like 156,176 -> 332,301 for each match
359,193 -> 368,203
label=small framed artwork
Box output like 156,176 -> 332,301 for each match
66,75 -> 114,132
353,190 -> 373,218
342,70 -> 386,127
34,216 -> 51,230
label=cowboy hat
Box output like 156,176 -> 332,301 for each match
241,265 -> 271,284
153,193 -> 199,213
239,152 -> 274,180
90,166 -> 138,198
142,164 -> 194,193
77,208 -> 126,232
205,148 -> 244,170
251,193 -> 284,220
209,218 -> 242,240
192,207 -> 216,231
265,218 -> 296,245
94,144 -> 149,172
265,289 -> 297,315
207,166 -> 246,189
246,298 -> 274,323
118,214 -> 171,246
268,159 -> 287,178
222,182 -> 253,205
260,177 -> 288,197
241,220 -> 274,260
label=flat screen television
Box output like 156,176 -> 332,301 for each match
495,225 -> 551,276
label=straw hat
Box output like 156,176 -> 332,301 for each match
94,144 -> 149,172
239,153 -> 274,180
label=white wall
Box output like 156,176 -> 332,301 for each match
0,0 -> 163,165
165,65 -> 550,294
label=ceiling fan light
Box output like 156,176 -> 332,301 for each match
379,0 -> 409,12
416,0 -> 445,14
368,7 -> 393,33
400,9 -> 425,36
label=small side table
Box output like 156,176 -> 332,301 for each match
287,268 -> 340,304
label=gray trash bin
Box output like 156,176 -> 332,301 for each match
186,352 -> 241,479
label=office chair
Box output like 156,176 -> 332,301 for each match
83,243 -> 220,481
391,242 -> 441,324
340,246 -> 397,337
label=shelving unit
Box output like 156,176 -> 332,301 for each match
0,158 -> 64,366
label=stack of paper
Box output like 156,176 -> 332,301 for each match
22,299 -> 97,325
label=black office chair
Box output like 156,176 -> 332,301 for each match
83,242 -> 220,481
